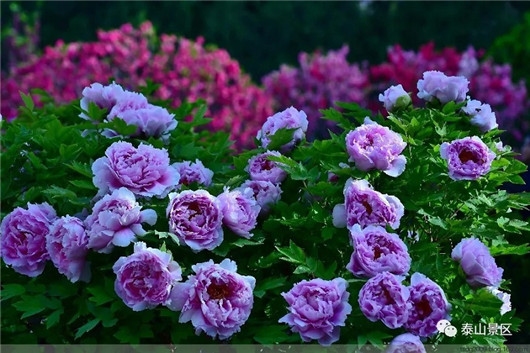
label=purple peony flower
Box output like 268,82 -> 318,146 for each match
461,99 -> 498,132
358,272 -> 409,329
279,278 -> 352,346
166,190 -> 223,251
345,117 -> 407,177
378,84 -> 411,111
404,273 -> 451,337
92,141 -> 180,198
246,151 -> 287,184
440,136 -> 495,181
86,187 -> 157,254
386,333 -> 426,353
172,159 -> 214,187
333,179 -> 404,230
238,180 -> 282,214
107,103 -> 177,140
256,106 -> 309,151
488,287 -> 512,315
0,203 -> 57,277
168,259 -> 255,340
80,83 -> 177,139
79,82 -> 126,120
347,225 -> 411,278
106,90 -> 149,117
417,71 -> 469,104
451,237 -> 503,288
113,241 -> 182,311
218,188 -> 261,239
46,216 -> 90,283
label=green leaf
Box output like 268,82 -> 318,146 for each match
75,319 -> 100,340
253,324 -> 291,344
87,286 -> 114,306
276,241 -> 306,264
20,91 -> 35,111
12,295 -> 47,319
153,231 -> 180,246
293,265 -> 311,274
254,277 -> 287,298
464,288 -> 504,317
105,117 -> 138,135
267,128 -> 298,150
1,284 -> 26,301
66,161 -> 93,178
69,179 -> 96,190
46,308 -> 64,329
365,331 -> 393,347
490,243 -> 530,256
42,185 -> 78,200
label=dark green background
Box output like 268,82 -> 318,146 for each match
2,1 -> 530,80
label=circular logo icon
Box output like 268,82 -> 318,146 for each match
444,325 -> 458,337
436,319 -> 451,333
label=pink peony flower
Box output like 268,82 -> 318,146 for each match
86,187 -> 157,253
92,141 -> 180,198
0,202 -> 57,277
46,216 -> 90,283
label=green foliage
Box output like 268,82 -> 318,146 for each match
1,86 -> 529,346
489,11 -> 530,91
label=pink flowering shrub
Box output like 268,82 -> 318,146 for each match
262,46 -> 370,137
0,22 -> 273,147
264,43 -> 528,146
369,43 -> 528,143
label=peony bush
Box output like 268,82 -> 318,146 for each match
1,72 -> 529,347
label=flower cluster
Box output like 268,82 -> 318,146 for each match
357,272 -> 451,337
0,22 -> 273,147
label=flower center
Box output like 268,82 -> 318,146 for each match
207,282 -> 230,300
188,201 -> 201,214
373,246 -> 383,259
458,149 -> 478,163
382,287 -> 395,305
416,297 -> 433,317
262,160 -> 274,171
362,200 -> 373,214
